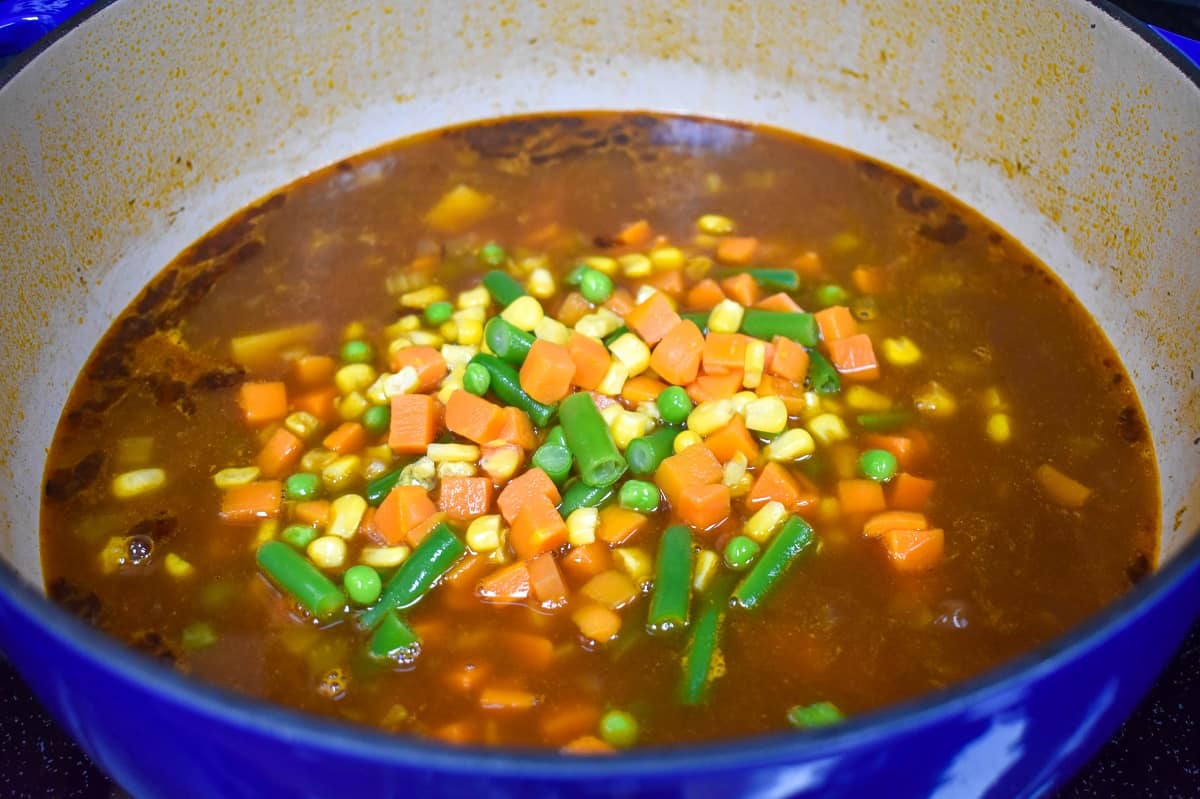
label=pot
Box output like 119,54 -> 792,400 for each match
0,1 -> 1197,797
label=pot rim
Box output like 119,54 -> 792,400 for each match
0,0 -> 1197,781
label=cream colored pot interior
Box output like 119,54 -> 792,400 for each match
1,0 -> 1197,588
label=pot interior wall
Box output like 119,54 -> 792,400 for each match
1,0 -> 1196,590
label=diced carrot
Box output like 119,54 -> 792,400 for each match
625,292 -> 682,346
851,265 -> 888,294
406,511 -> 448,547
562,735 -> 615,755
388,393 -> 439,454
887,473 -> 936,511
719,271 -> 760,305
509,495 -> 568,560
497,467 -> 562,523
768,335 -> 810,382
757,374 -> 809,415
322,422 -> 367,455
479,687 -> 539,711
256,427 -> 304,478
292,500 -> 330,527
291,355 -> 336,389
862,433 -> 920,472
431,720 -> 479,746
444,390 -> 504,445
686,278 -> 726,310
519,339 -> 577,404
863,510 -> 929,538
556,292 -> 593,328
656,443 -> 723,508
686,370 -> 744,403
566,332 -> 611,391
622,375 -> 668,404
219,481 -> 282,525
524,219 -> 563,248
828,334 -> 879,380
1036,464 -> 1091,508
647,269 -> 685,297
746,462 -> 818,515
603,288 -> 636,318
238,381 -> 287,426
792,250 -> 824,278
814,305 -> 858,343
704,415 -> 760,463
438,477 -> 494,522
650,320 -> 705,385
500,631 -> 555,670
477,561 -> 531,603
716,236 -> 759,266
702,332 -> 751,374
755,292 -> 804,313
837,479 -> 888,515
882,527 -> 944,571
597,506 -> 650,546
527,552 -> 568,605
292,387 -> 337,423
376,485 -> 437,546
616,219 -> 652,247
495,406 -> 538,451
678,482 -> 731,530
389,346 -> 448,393
571,603 -> 622,644
561,542 -> 612,582
580,570 -> 640,609
442,551 -> 494,590
444,660 -> 492,695
541,701 -> 603,745
479,441 -> 526,483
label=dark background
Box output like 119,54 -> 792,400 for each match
2,1 -> 1197,797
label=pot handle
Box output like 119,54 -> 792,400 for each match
1150,24 -> 1200,68
0,0 -> 96,57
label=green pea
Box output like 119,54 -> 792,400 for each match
424,301 -> 453,325
463,362 -> 492,396
858,449 -> 898,482
580,268 -> 614,303
343,565 -> 383,606
619,480 -> 660,513
656,386 -> 694,425
564,263 -> 589,286
361,404 -> 391,437
814,284 -> 849,308
281,524 -> 318,550
284,473 -> 321,501
181,621 -> 217,650
598,709 -> 639,748
479,242 -> 508,267
341,339 -> 374,364
723,535 -> 761,571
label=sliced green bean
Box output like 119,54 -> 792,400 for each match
532,441 -> 573,484
787,701 -> 844,729
558,480 -> 615,517
481,270 -> 526,307
358,522 -> 465,629
680,312 -> 709,333
559,392 -> 627,487
368,609 -> 423,661
626,426 -> 680,477
679,574 -> 736,705
806,348 -> 841,395
365,468 -> 404,507
256,541 -> 346,620
715,267 -> 801,291
603,325 -> 630,347
730,516 -> 815,611
484,317 -> 534,366
857,410 -> 913,432
468,353 -> 556,426
740,310 -> 818,346
647,525 -> 693,635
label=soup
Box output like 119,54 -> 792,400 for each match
40,113 -> 1158,750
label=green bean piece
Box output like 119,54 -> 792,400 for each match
281,524 -> 318,550
481,270 -> 527,307
730,516 -> 815,611
679,575 -> 736,705
680,312 -> 710,332
424,300 -> 454,325
859,449 -> 898,482
358,522 -> 465,629
368,609 -> 422,661
256,541 -> 346,620
619,479 -> 660,512
814,284 -> 849,308
532,442 -> 573,485
626,426 -> 680,477
478,242 -> 508,267
580,268 -> 614,303
559,392 -> 627,487
544,425 -> 568,449
340,339 -> 374,364
463,362 -> 492,396
558,480 -> 615,517
284,472 -> 321,501
656,386 -> 693,425
603,325 -> 630,347
856,410 -> 912,432
715,267 -> 800,291
786,701 -> 845,729
361,404 -> 391,437
647,525 -> 693,635
364,468 -> 404,507
468,353 -> 557,426
484,317 -> 535,366
806,348 -> 841,395
740,310 -> 819,346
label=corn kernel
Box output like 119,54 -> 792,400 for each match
987,413 -> 1012,443
253,519 -> 278,548
613,547 -> 653,584
365,375 -> 392,406
728,391 -> 757,416
611,410 -> 651,451
408,330 -> 443,348
363,458 -> 392,481
599,402 -> 623,426
797,391 -> 823,419
526,267 -> 556,299
744,501 -> 788,543
881,336 -> 922,366
981,387 -> 1008,412
687,399 -> 736,436
637,400 -> 662,421
650,246 -> 685,271
213,466 -> 260,489
300,448 -> 338,473
437,461 -> 478,478
673,430 -> 703,453
307,535 -> 347,570
164,552 -> 195,579
98,537 -> 127,574
722,451 -> 748,489
913,381 -> 957,418
575,309 -> 623,339
708,299 -> 745,334
697,214 -> 735,235
845,385 -> 893,412
328,494 -> 367,539
685,255 -> 714,281
336,391 -> 369,421
730,472 -> 754,497
438,321 -> 459,343
383,367 -> 419,398
335,364 -> 377,395
466,515 -> 504,552
634,284 -> 659,305
743,339 -> 767,389
566,508 -> 599,547
455,318 -> 484,346
583,255 -> 618,276
608,333 -> 651,377
596,360 -> 630,397
454,306 -> 488,323
692,549 -> 721,592
387,336 -> 413,358
807,413 -> 850,445
441,344 -> 478,371
427,443 -> 480,463
342,321 -> 367,342
744,396 -> 789,434
400,285 -> 448,308
457,286 -> 492,310
398,456 -> 436,491
112,468 -> 166,499
361,545 -> 410,569
321,455 -> 363,493
500,296 -> 544,332
517,254 -> 549,277
534,316 -> 570,345
390,316 -> 421,334
830,231 -> 861,254
764,428 -> 816,461
619,253 -> 653,278
479,445 -> 522,483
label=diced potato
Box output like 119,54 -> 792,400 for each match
424,184 -> 495,233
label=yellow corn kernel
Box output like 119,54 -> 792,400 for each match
534,316 -> 570,345
466,515 -> 504,553
454,308 -> 488,326
526,266 -> 556,299
650,246 -> 685,272
673,430 -> 703,454
300,448 -> 338,473
98,536 -> 127,574
438,321 -> 459,343
164,552 -> 195,579
797,391 -> 823,420
455,318 -> 484,346
913,381 -> 957,418
253,519 -> 278,549
321,455 -> 363,493
441,344 -> 478,371
981,387 -> 1008,412
427,443 -> 480,463
743,339 -> 767,389
307,535 -> 347,570
566,508 -> 599,547
437,461 -> 478,479
382,367 -> 418,399
637,400 -> 662,421
213,466 -> 260,489
619,253 -> 653,278
500,296 -> 543,332
764,428 -> 816,461
397,456 -> 437,491
408,330 -> 443,348
479,446 -> 521,483
731,472 -> 754,497
574,309 -> 623,339
335,364 -> 377,395
336,391 -> 369,422
722,451 -> 749,489
365,374 -> 393,406
845,385 -> 893,412
697,214 -> 735,235
599,403 -> 623,427
817,497 -> 841,523
728,391 -> 757,416
608,333 -> 651,377
687,399 -> 736,436
881,336 -> 922,366
361,545 -> 410,569
387,337 -> 413,359
807,413 -> 849,445
707,299 -> 745,334
112,468 -> 166,499
830,231 -> 861,254
987,413 -> 1012,443
457,286 -> 492,310
744,501 -> 788,543
363,458 -> 392,481
634,284 -> 660,306
685,255 -> 714,281
328,494 -> 367,539
611,410 -> 651,451
517,254 -> 549,277
613,547 -> 653,584
595,361 -> 630,397
342,321 -> 367,342
692,549 -> 721,592
583,255 -> 618,276
400,285 -> 448,308
116,436 -> 154,467
390,316 -> 421,335
436,379 -> 462,405
744,396 -> 789,434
